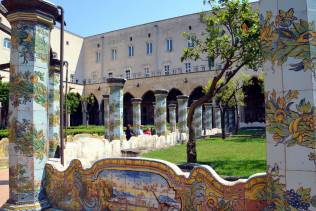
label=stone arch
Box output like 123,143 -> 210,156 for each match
243,76 -> 265,123
70,93 -> 83,126
167,88 -> 183,122
87,94 -> 99,125
124,92 -> 134,126
188,86 -> 205,106
141,90 -> 155,125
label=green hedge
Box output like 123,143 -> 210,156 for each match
0,129 -> 8,139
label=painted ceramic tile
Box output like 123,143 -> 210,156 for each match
177,98 -> 188,133
109,86 -> 124,140
155,95 -> 167,136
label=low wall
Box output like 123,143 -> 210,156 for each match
0,138 -> 8,169
63,132 -> 182,166
45,158 -> 267,210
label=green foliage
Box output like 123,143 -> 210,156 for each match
0,82 -> 9,108
65,93 -> 81,114
0,129 -> 8,139
65,125 -> 104,136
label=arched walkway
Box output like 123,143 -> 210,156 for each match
70,93 -> 83,126
243,77 -> 265,123
141,91 -> 155,125
188,86 -> 205,106
167,88 -> 183,122
87,94 -> 99,125
124,92 -> 134,126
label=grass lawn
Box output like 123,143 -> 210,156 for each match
141,129 -> 266,178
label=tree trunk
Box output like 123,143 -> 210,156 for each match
187,105 -> 197,163
220,108 -> 226,139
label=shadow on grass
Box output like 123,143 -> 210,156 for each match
185,160 -> 266,178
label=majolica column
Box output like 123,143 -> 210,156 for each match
2,0 -> 59,209
132,98 -> 142,134
214,106 -> 221,129
260,0 -> 316,209
82,100 -> 88,126
103,95 -> 109,139
107,78 -> 126,141
48,59 -> 60,158
204,103 -> 212,131
154,90 -> 168,136
177,95 -> 188,134
228,109 -> 235,132
193,101 -> 202,139
168,104 -> 176,132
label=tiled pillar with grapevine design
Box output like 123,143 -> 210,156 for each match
154,90 -> 168,136
48,60 -> 60,158
103,95 -> 109,139
260,0 -> 316,209
204,103 -> 212,131
168,104 -> 176,132
177,95 -> 188,134
132,98 -> 142,134
193,101 -> 202,139
107,78 -> 126,141
2,0 -> 59,209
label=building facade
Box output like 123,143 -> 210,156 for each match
0,8 -> 264,128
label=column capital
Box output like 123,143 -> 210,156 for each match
154,89 -> 168,96
131,98 -> 142,104
2,0 -> 59,26
107,77 -> 126,87
168,104 -> 177,109
204,103 -> 213,107
102,94 -> 109,99
177,95 -> 189,100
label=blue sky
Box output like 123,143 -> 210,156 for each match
50,0 -> 212,37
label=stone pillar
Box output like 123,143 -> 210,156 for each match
2,0 -> 59,209
98,102 -> 102,125
260,0 -> 316,209
82,100 -> 88,126
48,60 -> 60,158
132,98 -> 142,134
103,95 -> 109,139
107,78 -> 126,141
214,107 -> 221,129
177,95 -> 188,134
154,90 -> 168,136
193,101 -> 202,139
204,103 -> 212,131
168,104 -> 176,132
228,109 -> 235,132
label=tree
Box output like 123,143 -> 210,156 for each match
182,0 -> 262,163
65,93 -> 81,127
0,82 -> 9,128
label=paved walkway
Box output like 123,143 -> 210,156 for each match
0,168 -> 9,207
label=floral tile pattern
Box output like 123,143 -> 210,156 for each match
109,86 -> 124,140
155,94 -> 167,136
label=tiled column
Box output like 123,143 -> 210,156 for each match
132,98 -> 142,133
82,100 -> 88,126
2,0 -> 58,209
193,101 -> 202,139
103,95 -> 109,139
214,107 -> 221,129
107,78 -> 126,141
154,90 -> 168,136
48,60 -> 60,158
228,109 -> 235,132
204,103 -> 212,131
260,0 -> 316,209
168,104 -> 176,132
177,95 -> 188,134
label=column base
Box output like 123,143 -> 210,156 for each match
1,200 -> 50,211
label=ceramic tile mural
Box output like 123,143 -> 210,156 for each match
45,158 -> 267,211
177,96 -> 188,134
154,91 -> 168,136
260,0 -> 316,210
48,66 -> 60,158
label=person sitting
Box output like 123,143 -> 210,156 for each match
144,128 -> 152,135
135,126 -> 144,136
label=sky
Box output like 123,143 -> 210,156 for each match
49,0 -> 212,37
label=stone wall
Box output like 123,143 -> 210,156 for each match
45,158 -> 267,211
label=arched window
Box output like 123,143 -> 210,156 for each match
3,38 -> 10,49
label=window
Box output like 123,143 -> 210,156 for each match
144,66 -> 150,77
148,33 -> 151,38
108,72 -> 113,78
111,49 -> 117,60
166,39 -> 173,52
92,72 -> 97,82
125,69 -> 131,79
70,74 -> 75,83
66,41 -> 69,45
164,65 -> 170,75
188,37 -> 194,48
130,36 -> 133,41
3,38 -> 10,49
97,43 -> 100,48
128,45 -> 134,57
185,63 -> 191,73
146,42 -> 153,55
96,51 -> 101,63
172,68 -> 177,75
208,57 -> 215,69
201,65 -> 206,72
